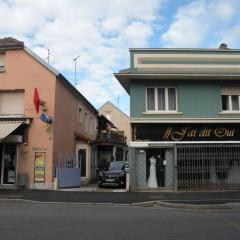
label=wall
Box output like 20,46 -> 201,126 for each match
130,80 -> 237,119
0,49 -> 56,189
53,79 -> 97,182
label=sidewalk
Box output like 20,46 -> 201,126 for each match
0,189 -> 240,206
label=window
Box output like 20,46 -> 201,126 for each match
0,92 -> 24,115
84,112 -> 89,134
146,87 -> 177,112
89,115 -> 93,136
221,95 -> 240,111
0,54 -> 5,71
221,87 -> 240,112
77,106 -> 83,123
106,114 -> 111,120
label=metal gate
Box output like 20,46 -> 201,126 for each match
55,153 -> 81,188
177,144 -> 240,191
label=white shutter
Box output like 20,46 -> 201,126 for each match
0,92 -> 24,115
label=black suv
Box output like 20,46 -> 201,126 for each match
98,161 -> 126,188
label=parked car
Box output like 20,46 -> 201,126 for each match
98,161 -> 126,188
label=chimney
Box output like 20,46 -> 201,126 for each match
219,43 -> 228,49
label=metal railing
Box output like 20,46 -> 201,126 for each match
177,144 -> 240,191
97,131 -> 126,145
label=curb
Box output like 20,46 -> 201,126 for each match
1,197 -> 240,210
131,200 -> 240,210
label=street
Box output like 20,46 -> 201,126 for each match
0,202 -> 240,240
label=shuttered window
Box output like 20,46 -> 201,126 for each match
0,92 -> 24,115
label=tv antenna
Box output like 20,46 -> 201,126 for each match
73,55 -> 81,87
40,44 -> 57,64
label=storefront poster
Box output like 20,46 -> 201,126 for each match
34,152 -> 46,182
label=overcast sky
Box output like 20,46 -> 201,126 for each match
1,0 -> 240,115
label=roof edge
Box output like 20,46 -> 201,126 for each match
24,46 -> 59,76
99,101 -> 129,118
57,74 -> 98,115
129,48 -> 240,52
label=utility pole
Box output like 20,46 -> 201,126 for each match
73,55 -> 81,87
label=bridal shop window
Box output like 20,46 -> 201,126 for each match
146,87 -> 177,112
146,148 -> 165,187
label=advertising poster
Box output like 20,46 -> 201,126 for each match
34,152 -> 46,182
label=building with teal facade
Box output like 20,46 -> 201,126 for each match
115,45 -> 240,191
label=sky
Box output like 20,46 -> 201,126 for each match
1,0 -> 240,115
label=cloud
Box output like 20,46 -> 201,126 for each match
0,0 -> 165,112
161,0 -> 240,48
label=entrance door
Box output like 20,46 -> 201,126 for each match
146,148 -> 165,187
78,149 -> 86,177
1,144 -> 17,185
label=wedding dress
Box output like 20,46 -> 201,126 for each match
147,156 -> 158,188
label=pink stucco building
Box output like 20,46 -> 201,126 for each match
0,37 -> 98,189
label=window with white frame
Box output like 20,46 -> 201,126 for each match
221,95 -> 240,111
146,87 -> 177,112
221,87 -> 240,112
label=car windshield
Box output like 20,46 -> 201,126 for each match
109,161 -> 124,170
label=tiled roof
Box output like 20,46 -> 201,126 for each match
0,37 -> 24,47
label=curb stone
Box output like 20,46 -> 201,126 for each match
1,197 -> 240,210
132,200 -> 240,210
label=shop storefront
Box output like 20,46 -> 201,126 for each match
0,120 -> 29,188
130,123 -> 240,191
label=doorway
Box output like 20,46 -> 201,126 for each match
0,144 -> 17,185
78,149 -> 86,177
146,148 -> 165,187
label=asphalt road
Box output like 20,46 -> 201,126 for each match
0,202 -> 240,240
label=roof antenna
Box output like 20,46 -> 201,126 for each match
40,44 -> 57,64
73,55 -> 81,87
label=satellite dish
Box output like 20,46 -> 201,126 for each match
40,113 -> 53,124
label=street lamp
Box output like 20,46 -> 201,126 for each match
73,55 -> 81,87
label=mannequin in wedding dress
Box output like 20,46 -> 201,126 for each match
147,156 -> 158,188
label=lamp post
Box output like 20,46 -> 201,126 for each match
73,55 -> 81,87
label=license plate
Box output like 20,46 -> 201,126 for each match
105,178 -> 115,182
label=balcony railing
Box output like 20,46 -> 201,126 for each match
97,130 -> 126,145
